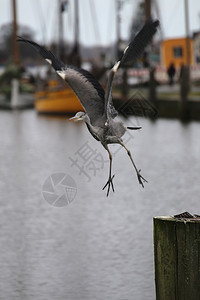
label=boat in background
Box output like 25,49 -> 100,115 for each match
35,79 -> 83,114
34,0 -> 84,114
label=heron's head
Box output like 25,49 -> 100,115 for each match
69,111 -> 86,122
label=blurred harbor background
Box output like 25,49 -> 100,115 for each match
0,0 -> 200,299
0,0 -> 200,116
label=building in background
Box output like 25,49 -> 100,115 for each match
161,38 -> 194,68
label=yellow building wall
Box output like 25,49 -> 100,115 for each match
162,38 -> 194,68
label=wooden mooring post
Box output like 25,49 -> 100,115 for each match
179,65 -> 190,120
149,67 -> 157,108
154,213 -> 200,300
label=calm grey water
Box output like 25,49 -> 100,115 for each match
0,110 -> 200,300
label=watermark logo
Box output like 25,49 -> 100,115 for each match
69,141 -> 107,182
42,173 -> 77,207
118,90 -> 158,119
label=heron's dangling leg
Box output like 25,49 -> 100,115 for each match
120,142 -> 147,188
102,145 -> 115,196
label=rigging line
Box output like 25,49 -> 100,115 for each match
159,0 -> 180,39
32,0 -> 47,44
61,0 -> 72,49
106,0 -> 115,45
67,0 -> 72,36
81,1 -> 93,45
5,1 -> 11,25
47,1 -> 58,46
44,0 -> 54,44
50,1 -> 60,46
89,0 -> 102,44
49,0 -> 65,48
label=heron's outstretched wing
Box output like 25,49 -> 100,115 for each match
104,20 -> 159,120
119,20 -> 159,68
18,37 -> 105,126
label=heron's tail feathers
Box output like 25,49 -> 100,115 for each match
17,37 -> 65,71
119,20 -> 159,68
127,126 -> 142,130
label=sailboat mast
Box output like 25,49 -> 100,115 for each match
12,0 -> 19,65
58,0 -> 64,60
184,0 -> 190,66
116,0 -> 121,60
74,0 -> 79,49
72,0 -> 81,67
144,0 -> 151,22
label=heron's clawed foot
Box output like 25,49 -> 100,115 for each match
103,175 -> 115,196
137,169 -> 148,188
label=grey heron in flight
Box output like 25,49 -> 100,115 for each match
18,20 -> 159,196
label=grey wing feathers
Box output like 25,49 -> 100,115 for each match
17,37 -> 106,125
119,20 -> 159,68
104,20 -> 159,120
17,37 -> 66,71
104,69 -> 118,120
61,67 -> 105,123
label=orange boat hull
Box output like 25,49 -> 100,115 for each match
34,80 -> 83,114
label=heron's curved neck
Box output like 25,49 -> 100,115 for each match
83,114 -> 90,125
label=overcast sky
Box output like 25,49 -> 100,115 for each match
0,0 -> 200,46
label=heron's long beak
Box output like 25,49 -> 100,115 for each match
68,116 -> 81,122
69,116 -> 76,120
